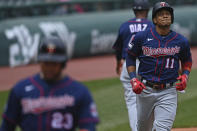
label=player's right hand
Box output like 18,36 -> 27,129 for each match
130,78 -> 146,94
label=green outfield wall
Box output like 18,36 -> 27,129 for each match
0,6 -> 197,67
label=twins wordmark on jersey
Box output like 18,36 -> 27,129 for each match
21,94 -> 75,114
142,46 -> 180,58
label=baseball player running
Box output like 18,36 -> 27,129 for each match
126,2 -> 192,131
112,0 -> 153,130
0,37 -> 99,131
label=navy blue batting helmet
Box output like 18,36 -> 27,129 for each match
152,1 -> 174,24
37,37 -> 67,63
133,0 -> 150,10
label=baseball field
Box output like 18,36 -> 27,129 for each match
0,48 -> 197,130
0,70 -> 197,130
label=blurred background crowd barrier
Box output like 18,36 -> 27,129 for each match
0,0 -> 197,67
0,0 -> 197,20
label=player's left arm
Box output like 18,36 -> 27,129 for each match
176,39 -> 192,91
112,34 -> 124,75
78,87 -> 99,131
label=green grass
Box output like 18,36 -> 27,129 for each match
173,69 -> 197,128
0,69 -> 197,130
0,90 -> 9,115
83,78 -> 130,131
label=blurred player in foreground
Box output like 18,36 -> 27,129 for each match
0,37 -> 99,131
112,0 -> 153,130
126,2 -> 192,131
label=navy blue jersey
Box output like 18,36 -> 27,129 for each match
127,27 -> 192,83
1,74 -> 99,131
113,18 -> 153,59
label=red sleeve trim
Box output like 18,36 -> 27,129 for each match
127,50 -> 137,57
182,62 -> 192,72
2,114 -> 17,125
79,118 -> 99,124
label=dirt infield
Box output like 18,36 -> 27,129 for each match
172,128 -> 197,131
0,48 -> 197,130
0,55 -> 117,91
0,48 -> 196,91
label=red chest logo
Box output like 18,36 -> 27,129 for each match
47,43 -> 56,53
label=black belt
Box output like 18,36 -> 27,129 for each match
141,79 -> 174,90
146,81 -> 174,89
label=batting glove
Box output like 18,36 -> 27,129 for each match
130,78 -> 146,94
176,74 -> 188,91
